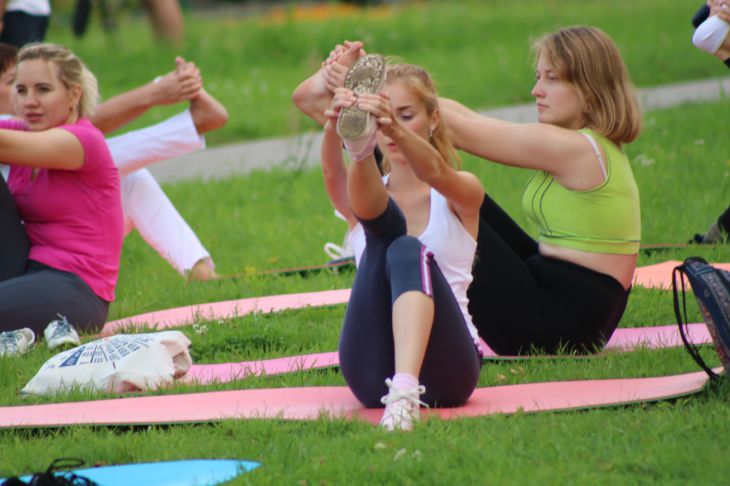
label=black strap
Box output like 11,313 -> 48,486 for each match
673,265 -> 720,380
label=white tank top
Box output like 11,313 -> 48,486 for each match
349,187 -> 481,349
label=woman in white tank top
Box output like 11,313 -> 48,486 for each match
320,58 -> 485,431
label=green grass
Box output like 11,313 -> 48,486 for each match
42,0 -> 727,145
2,1 -> 730,483
1,98 -> 729,483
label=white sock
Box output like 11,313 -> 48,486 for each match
391,372 -> 419,392
693,15 -> 730,54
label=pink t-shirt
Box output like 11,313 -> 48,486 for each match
5,118 -> 123,301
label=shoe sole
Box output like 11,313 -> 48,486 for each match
336,54 -> 387,141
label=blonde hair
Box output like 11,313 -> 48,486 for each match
532,26 -> 641,145
381,62 -> 461,173
17,43 -> 99,118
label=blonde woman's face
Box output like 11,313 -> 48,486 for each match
531,54 -> 584,130
13,59 -> 81,131
376,81 -> 436,164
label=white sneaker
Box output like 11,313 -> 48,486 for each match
336,54 -> 386,161
0,328 -> 36,356
324,229 -> 354,261
379,378 -> 427,432
44,314 -> 80,350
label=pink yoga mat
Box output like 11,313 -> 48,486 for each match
0,369 -> 715,428
633,261 -> 730,289
102,289 -> 351,335
184,323 -> 711,385
105,261 -> 729,335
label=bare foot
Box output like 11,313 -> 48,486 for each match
190,88 -> 228,134
292,40 -> 365,126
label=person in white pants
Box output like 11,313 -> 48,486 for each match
0,44 -> 227,280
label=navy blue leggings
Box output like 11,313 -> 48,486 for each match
339,198 -> 481,408
468,194 -> 630,355
0,175 -> 109,334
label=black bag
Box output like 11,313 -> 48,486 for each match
673,257 -> 730,380
1,459 -> 97,486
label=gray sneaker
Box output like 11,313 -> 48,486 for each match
0,328 -> 36,356
44,314 -> 80,350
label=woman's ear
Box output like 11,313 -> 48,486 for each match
69,84 -> 82,114
429,108 -> 441,135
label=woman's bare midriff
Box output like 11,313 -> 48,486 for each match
539,242 -> 637,289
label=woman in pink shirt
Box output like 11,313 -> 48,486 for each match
0,43 -> 122,353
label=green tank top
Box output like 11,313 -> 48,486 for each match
521,129 -> 641,254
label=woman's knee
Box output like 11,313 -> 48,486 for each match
385,235 -> 424,271
385,235 -> 432,299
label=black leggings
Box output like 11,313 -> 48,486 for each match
467,194 -> 630,356
0,176 -> 109,334
339,198 -> 481,408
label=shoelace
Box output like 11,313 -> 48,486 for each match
380,379 -> 428,409
49,314 -> 73,340
323,242 -> 353,261
0,332 -> 20,352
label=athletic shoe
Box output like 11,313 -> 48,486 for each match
44,315 -> 81,350
379,378 -> 427,432
690,222 -> 728,245
0,328 -> 35,357
336,54 -> 386,160
324,228 -> 355,262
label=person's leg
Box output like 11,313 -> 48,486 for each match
387,236 -> 481,407
468,193 -> 544,353
340,200 -> 480,408
692,3 -> 712,28
121,169 -> 212,276
0,262 -> 109,334
339,199 -> 406,407
0,12 -> 49,47
106,110 -> 205,178
0,174 -> 29,282
693,14 -> 730,62
719,204 -> 730,234
141,0 -> 184,46
526,256 -> 629,353
468,192 -> 631,355
478,192 -> 539,258
693,204 -> 730,243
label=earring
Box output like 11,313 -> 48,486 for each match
428,128 -> 433,139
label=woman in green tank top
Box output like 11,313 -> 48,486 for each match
439,26 -> 643,355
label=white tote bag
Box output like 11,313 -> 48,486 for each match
22,331 -> 192,396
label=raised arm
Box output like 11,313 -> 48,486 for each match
439,97 -> 602,190
90,57 -> 202,134
357,91 -> 483,228
320,92 -> 355,228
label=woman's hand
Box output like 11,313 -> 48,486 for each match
149,57 -> 203,105
323,87 -> 356,131
355,92 -> 399,137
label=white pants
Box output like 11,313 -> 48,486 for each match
106,110 -> 211,274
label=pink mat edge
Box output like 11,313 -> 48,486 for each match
0,368 -> 718,428
104,261 -> 730,336
183,323 -> 712,384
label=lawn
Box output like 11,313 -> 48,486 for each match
1,0 -> 730,484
